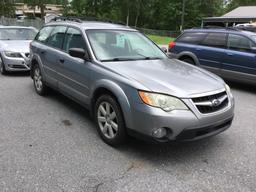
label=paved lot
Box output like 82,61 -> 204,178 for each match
0,73 -> 255,192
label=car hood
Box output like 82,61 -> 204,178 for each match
0,40 -> 31,53
102,58 -> 225,98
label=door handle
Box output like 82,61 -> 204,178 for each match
227,53 -> 233,56
59,59 -> 65,63
40,51 -> 45,54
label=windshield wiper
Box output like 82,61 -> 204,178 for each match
101,58 -> 137,62
143,56 -> 162,60
135,53 -> 162,60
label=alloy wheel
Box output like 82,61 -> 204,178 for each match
0,57 -> 3,73
34,67 -> 43,92
97,101 -> 118,139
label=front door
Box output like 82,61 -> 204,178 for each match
222,33 -> 256,82
57,27 -> 91,105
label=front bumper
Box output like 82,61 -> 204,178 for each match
128,91 -> 235,142
2,53 -> 30,72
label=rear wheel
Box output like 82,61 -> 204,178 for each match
0,56 -> 7,75
180,57 -> 195,65
95,95 -> 127,146
32,64 -> 48,96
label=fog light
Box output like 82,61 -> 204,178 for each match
153,128 -> 167,139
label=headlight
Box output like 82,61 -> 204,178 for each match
4,51 -> 22,58
138,91 -> 188,112
225,84 -> 233,98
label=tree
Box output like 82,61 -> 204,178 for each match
0,0 -> 15,18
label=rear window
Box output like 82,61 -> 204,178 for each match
177,32 -> 207,44
200,33 -> 227,48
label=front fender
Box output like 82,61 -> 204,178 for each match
91,79 -> 133,129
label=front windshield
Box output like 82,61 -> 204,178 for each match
86,30 -> 167,61
0,28 -> 37,40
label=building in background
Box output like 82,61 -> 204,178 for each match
14,3 -> 63,19
202,6 -> 256,27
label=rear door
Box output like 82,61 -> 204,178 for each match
43,25 -> 67,87
57,27 -> 91,105
222,33 -> 256,81
196,32 -> 227,75
33,26 -> 55,85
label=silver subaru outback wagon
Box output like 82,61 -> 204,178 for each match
30,18 -> 234,146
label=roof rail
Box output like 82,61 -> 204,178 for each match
192,26 -> 241,31
50,16 -> 126,25
50,16 -> 83,23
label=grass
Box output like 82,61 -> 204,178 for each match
146,34 -> 175,45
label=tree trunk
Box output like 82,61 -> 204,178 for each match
40,4 -> 45,19
126,7 -> 129,26
135,1 -> 141,27
33,6 -> 36,18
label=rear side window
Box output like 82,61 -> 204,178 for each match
201,33 -> 227,48
35,26 -> 53,43
47,26 -> 67,49
177,32 -> 207,44
63,28 -> 86,52
228,34 -> 255,52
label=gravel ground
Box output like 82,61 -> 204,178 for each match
0,73 -> 255,192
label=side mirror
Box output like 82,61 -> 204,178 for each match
161,47 -> 168,53
69,48 -> 89,60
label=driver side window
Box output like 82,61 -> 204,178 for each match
63,27 -> 86,52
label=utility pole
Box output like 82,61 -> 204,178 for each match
180,0 -> 186,31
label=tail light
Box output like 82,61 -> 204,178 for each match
168,41 -> 176,50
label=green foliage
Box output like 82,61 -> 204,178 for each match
147,35 -> 175,45
0,0 -> 15,17
9,0 -> 236,31
69,0 -> 225,30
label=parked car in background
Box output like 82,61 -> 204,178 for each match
169,28 -> 256,85
235,23 -> 256,33
30,18 -> 234,146
0,26 -> 38,74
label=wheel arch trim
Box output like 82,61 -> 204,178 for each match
90,79 -> 133,128
177,51 -> 200,66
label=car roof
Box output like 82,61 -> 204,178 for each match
184,28 -> 256,37
46,21 -> 137,31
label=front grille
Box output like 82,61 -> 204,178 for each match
176,118 -> 233,140
11,65 -> 26,69
192,91 -> 229,114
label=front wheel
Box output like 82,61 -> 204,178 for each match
0,56 -> 7,75
32,64 -> 48,96
95,95 -> 127,146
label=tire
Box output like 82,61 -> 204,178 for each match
32,64 -> 48,96
181,57 -> 195,65
94,94 -> 127,146
0,56 -> 7,75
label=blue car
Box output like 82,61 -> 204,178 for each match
169,28 -> 256,84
